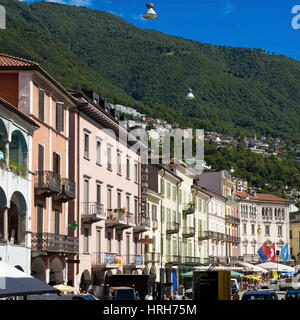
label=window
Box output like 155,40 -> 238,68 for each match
107,147 -> 112,170
278,225 -> 282,236
167,183 -> 171,199
96,183 -> 101,204
290,230 -> 293,239
134,198 -> 138,225
179,190 -> 182,204
38,88 -> 45,122
161,179 -> 165,195
117,153 -> 122,175
126,158 -> 130,179
96,140 -> 101,164
126,195 -> 130,213
107,188 -> 112,210
117,192 -> 122,210
37,204 -> 43,234
117,233 -> 122,255
134,163 -> 138,183
56,103 -> 64,132
84,228 -> 89,253
53,152 -> 61,174
54,208 -> 60,235
152,205 -> 157,220
84,133 -> 89,159
251,224 -> 255,235
252,245 -> 256,255
243,245 -> 247,255
243,223 -> 247,235
161,206 -> 165,222
107,230 -> 112,252
265,225 -> 270,236
172,186 -> 176,202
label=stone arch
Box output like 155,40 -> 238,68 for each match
8,191 -> 27,245
50,257 -> 64,285
31,258 -> 46,282
9,129 -> 28,167
0,186 -> 7,207
80,269 -> 92,292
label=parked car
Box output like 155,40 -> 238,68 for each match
242,290 -> 278,300
26,294 -> 99,300
284,289 -> 300,300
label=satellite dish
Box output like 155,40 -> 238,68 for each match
143,2 -> 158,19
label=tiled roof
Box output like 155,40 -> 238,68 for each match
0,53 -> 38,67
235,191 -> 290,202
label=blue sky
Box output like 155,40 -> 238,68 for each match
23,0 -> 300,61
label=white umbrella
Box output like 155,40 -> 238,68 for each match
257,262 -> 295,273
236,261 -> 268,273
0,261 -> 59,297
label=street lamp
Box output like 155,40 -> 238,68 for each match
143,2 -> 158,20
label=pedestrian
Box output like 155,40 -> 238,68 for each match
145,291 -> 153,300
232,290 -> 239,300
174,290 -> 180,300
161,294 -> 169,300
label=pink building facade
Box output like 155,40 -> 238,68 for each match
69,91 -> 148,294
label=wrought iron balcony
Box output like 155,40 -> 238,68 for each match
60,178 -> 76,201
182,256 -> 201,266
144,252 -> 160,263
166,222 -> 180,234
165,255 -> 181,265
105,209 -> 130,230
81,202 -> 105,224
183,203 -> 195,215
133,217 -> 151,233
225,215 -> 240,224
226,235 -> 241,244
122,254 -> 144,269
198,231 -> 213,241
31,233 -> 78,254
92,252 -> 122,269
34,171 -> 61,196
182,226 -> 195,238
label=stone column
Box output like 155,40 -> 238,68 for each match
3,207 -> 8,242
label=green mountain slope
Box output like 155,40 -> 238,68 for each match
0,0 -> 300,139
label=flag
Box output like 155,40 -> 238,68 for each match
269,242 -> 276,262
281,243 -> 289,264
257,241 -> 270,262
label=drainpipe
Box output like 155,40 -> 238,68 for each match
76,108 -> 80,282
176,178 -> 182,289
206,195 -> 212,264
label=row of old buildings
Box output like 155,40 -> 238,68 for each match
0,54 -> 298,296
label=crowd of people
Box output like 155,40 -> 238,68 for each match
144,290 -> 184,300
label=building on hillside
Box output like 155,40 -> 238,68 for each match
289,209 -> 300,263
196,170 -> 240,264
0,53 -> 78,285
69,91 -> 148,294
0,97 -> 38,273
235,191 -> 293,264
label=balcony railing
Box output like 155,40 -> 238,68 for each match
122,254 -> 144,268
126,212 -> 136,227
183,203 -> 195,215
182,226 -> 195,238
60,178 -> 76,201
34,171 -> 61,196
144,252 -> 160,263
182,256 -> 201,266
106,209 -> 130,229
226,235 -> 241,244
198,231 -> 213,241
166,222 -> 180,234
133,217 -> 151,233
81,202 -> 105,224
92,252 -> 122,269
225,215 -> 240,224
31,233 -> 78,254
165,255 -> 181,265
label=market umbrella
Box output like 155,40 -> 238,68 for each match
257,262 -> 295,273
53,284 -> 75,293
0,261 -> 59,297
231,271 -> 244,278
236,261 -> 268,273
242,274 -> 261,280
182,270 -> 244,277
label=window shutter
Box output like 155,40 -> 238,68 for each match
38,89 -> 44,122
56,103 -> 63,132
